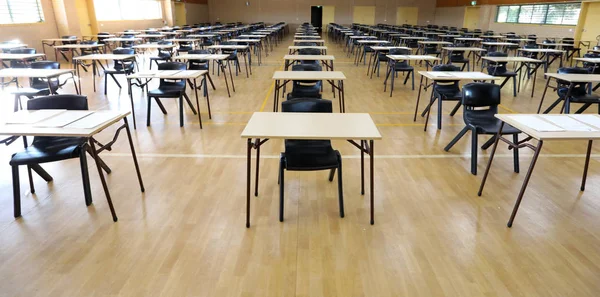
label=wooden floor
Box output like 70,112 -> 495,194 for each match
0,33 -> 599,297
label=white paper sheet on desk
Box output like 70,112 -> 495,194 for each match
428,72 -> 454,78
509,115 -> 565,132
67,111 -> 120,129
33,111 -> 93,127
573,115 -> 600,130
5,110 -> 66,124
544,116 -> 598,132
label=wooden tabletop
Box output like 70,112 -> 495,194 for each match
349,36 -> 377,39
293,40 -> 325,43
0,68 -> 74,78
288,46 -> 327,50
371,46 -> 411,51
132,44 -> 176,49
53,44 -> 105,49
400,37 -> 428,40
574,57 -> 600,63
518,48 -> 565,53
272,71 -> 346,80
207,45 -> 249,49
73,54 -> 136,61
187,34 -> 216,38
442,47 -> 487,52
103,38 -> 142,42
241,112 -> 382,140
175,54 -> 229,60
418,71 -> 502,80
0,53 -> 45,60
544,73 -> 600,82
240,35 -> 266,38
418,41 -> 452,45
481,42 -> 517,46
455,38 -> 483,41
228,39 -> 261,42
0,110 -> 129,138
482,56 -> 542,63
496,114 -> 600,141
283,55 -> 334,60
357,40 -> 390,44
127,70 -> 208,79
387,55 -> 441,61
0,44 -> 27,49
137,34 -> 166,38
42,38 -> 80,42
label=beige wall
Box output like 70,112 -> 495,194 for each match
207,0 -> 437,27
186,3 -> 210,24
0,0 -> 60,53
434,5 -> 576,38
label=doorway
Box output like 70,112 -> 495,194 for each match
463,6 -> 480,30
174,2 -> 187,26
311,6 -> 323,32
396,7 -> 418,25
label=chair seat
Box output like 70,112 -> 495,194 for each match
450,58 -> 469,63
148,86 -> 186,97
11,88 -> 50,96
150,56 -> 171,61
570,94 -> 600,103
284,140 -> 339,170
104,68 -> 132,75
435,89 -> 461,100
492,71 -> 517,77
469,119 -> 520,135
10,137 -> 86,166
394,64 -> 414,71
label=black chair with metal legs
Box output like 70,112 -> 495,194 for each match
58,36 -> 78,61
8,48 -> 37,68
221,41 -> 241,76
147,62 -> 197,127
186,49 -> 215,95
104,48 -> 136,95
298,48 -> 321,65
279,98 -> 344,222
538,67 -> 600,114
444,83 -> 521,175
421,64 -> 462,131
9,95 -> 100,218
486,51 -> 518,97
384,48 -> 415,95
149,41 -> 173,70
11,61 -> 61,111
583,53 -> 600,91
287,64 -> 322,100
448,43 -> 470,71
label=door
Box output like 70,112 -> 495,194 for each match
322,6 -> 335,28
578,2 -> 600,46
174,2 -> 187,26
463,6 -> 480,30
75,0 -> 93,36
311,6 -> 323,31
353,6 -> 375,25
396,7 -> 418,25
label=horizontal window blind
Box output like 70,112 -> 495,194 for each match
0,0 -> 45,24
496,3 -> 580,26
94,0 -> 163,21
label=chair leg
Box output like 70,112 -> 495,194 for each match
147,97 -> 152,126
337,153 -> 344,218
104,73 -> 108,95
12,165 -> 21,218
513,134 -> 520,173
437,95 -> 443,130
179,96 -> 184,127
13,95 -> 20,112
444,126 -> 469,152
512,76 -> 517,97
328,168 -> 336,181
449,102 -> 461,116
183,94 -> 197,114
80,147 -> 93,206
279,156 -> 285,222
471,128 -> 478,175
411,71 -> 415,90
110,74 -> 122,89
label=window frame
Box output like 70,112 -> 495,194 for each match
495,2 -> 581,26
94,0 -> 163,22
0,0 -> 45,25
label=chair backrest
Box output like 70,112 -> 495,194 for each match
188,49 -> 210,68
486,51 -> 508,74
557,67 -> 590,96
388,48 -> 410,55
29,61 -> 60,90
10,48 -> 36,54
462,83 -> 501,125
80,40 -> 97,45
158,62 -> 187,89
27,94 -> 88,111
433,64 -> 461,90
298,48 -> 321,55
61,36 -> 77,45
112,48 -> 135,71
281,98 -> 332,113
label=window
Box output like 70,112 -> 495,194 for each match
94,0 -> 163,21
496,3 -> 581,25
0,0 -> 45,24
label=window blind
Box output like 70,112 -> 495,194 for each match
496,3 -> 581,26
0,0 -> 44,24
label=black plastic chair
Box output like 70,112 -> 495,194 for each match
149,41 -> 173,70
444,83 -> 521,175
539,67 -> 600,114
278,98 -> 344,222
220,41 -> 241,75
421,64 -> 462,130
287,64 -> 322,100
186,49 -> 216,94
147,62 -> 197,127
8,48 -> 37,68
11,61 -> 60,111
120,35 -> 136,48
298,48 -> 321,65
10,95 -> 96,218
79,40 -> 100,56
486,52 -> 518,97
97,32 -> 111,44
448,43 -> 470,71
562,37 -> 580,61
384,48 -> 415,95
58,36 -> 78,61
103,48 -> 135,95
